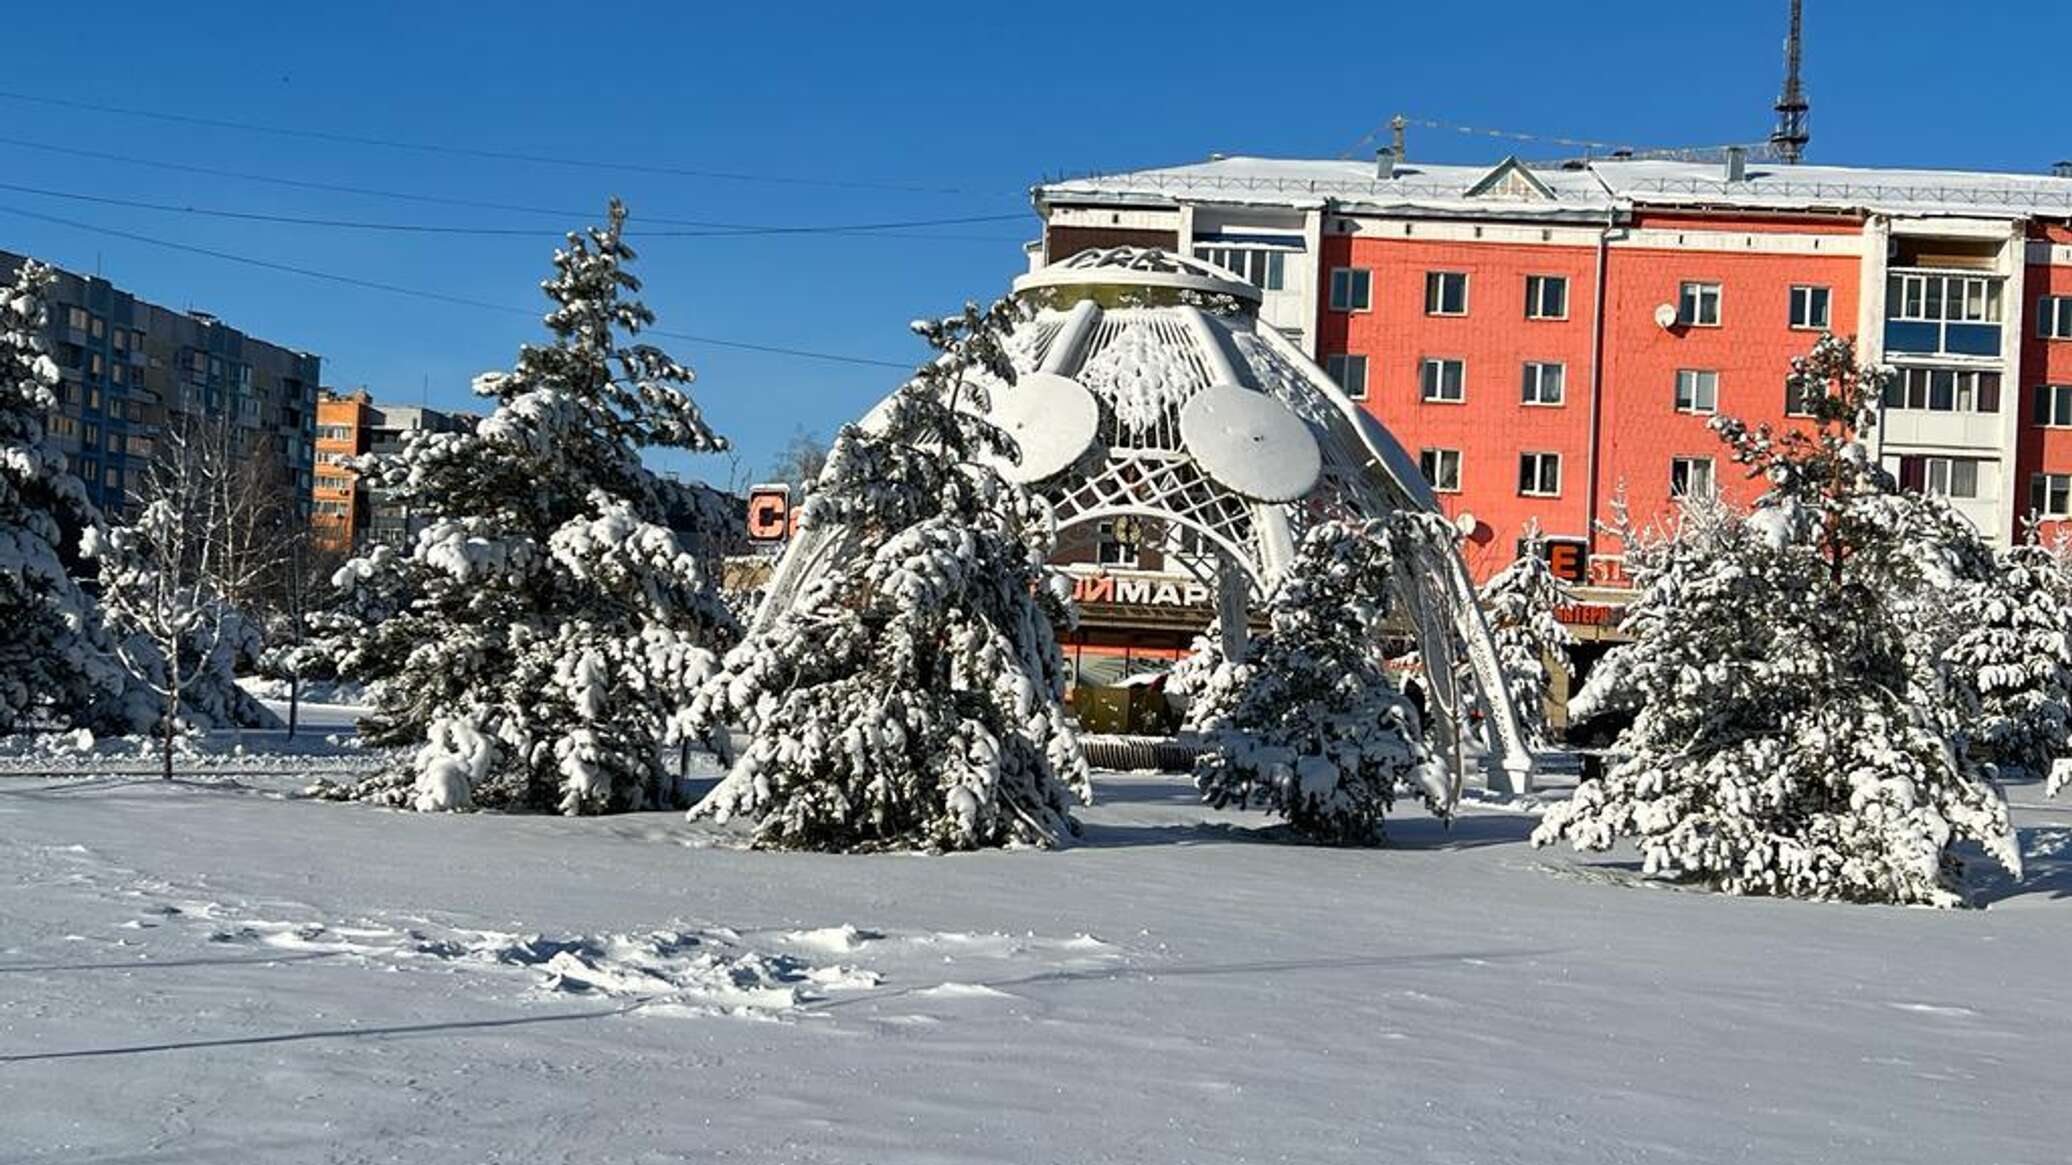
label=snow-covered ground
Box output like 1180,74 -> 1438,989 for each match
2,733 -> 2068,1163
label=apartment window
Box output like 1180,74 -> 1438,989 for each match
110,362 -> 125,386
1424,271 -> 1468,316
2036,384 -> 2072,427
187,350 -> 205,373
1674,369 -> 1719,414
1194,245 -> 1288,291
1095,519 -> 1138,567
125,434 -> 151,457
1889,273 -> 2003,323
1670,456 -> 1716,498
1325,354 -> 1369,399
317,472 -> 353,492
1420,357 -> 1465,402
316,423 -> 355,441
88,353 -> 104,379
317,450 -> 350,466
49,416 -> 78,439
2033,473 -> 2072,517
1785,376 -> 1822,417
111,328 -> 127,352
1329,267 -> 1372,312
86,388 -> 100,412
1419,448 -> 1462,493
1518,452 -> 1561,496
1521,361 -> 1565,406
1679,281 -> 1722,327
1789,285 -> 1831,330
1900,455 -> 1981,499
66,307 -> 87,331
2041,296 -> 2072,340
82,423 -> 99,446
1525,275 -> 1568,320
1884,368 -> 2001,413
103,466 -> 120,489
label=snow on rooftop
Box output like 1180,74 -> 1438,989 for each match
1041,154 -> 2072,221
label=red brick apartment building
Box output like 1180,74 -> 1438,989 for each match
1033,153 -> 2072,603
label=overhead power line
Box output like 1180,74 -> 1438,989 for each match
0,89 -> 985,197
0,136 -> 1027,238
0,203 -> 917,370
0,177 -> 1029,240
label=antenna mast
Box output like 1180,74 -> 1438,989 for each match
1770,0 -> 1810,164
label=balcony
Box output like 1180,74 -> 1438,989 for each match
1885,271 -> 2004,359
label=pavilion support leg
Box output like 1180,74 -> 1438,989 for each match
1215,558 -> 1250,665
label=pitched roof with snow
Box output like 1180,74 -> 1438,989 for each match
1037,155 -> 2072,222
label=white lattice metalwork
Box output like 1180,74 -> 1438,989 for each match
756,247 -> 1534,798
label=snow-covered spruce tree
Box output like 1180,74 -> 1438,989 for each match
1533,335 -> 2021,906
322,200 -> 734,815
1942,528 -> 2072,786
1166,627 -> 1227,733
1190,516 -> 1444,845
0,260 -> 139,734
1478,520 -> 1576,749
687,300 -> 1091,852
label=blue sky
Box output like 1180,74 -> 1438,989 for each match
0,1 -> 2057,485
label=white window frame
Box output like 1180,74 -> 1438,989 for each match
1193,244 -> 1289,292
1419,357 -> 1465,403
1888,367 -> 2001,414
1789,285 -> 1831,331
1518,451 -> 1562,497
1521,361 -> 1565,406
2037,384 -> 2072,427
1325,353 -> 1369,400
1920,456 -> 1980,499
1670,456 -> 1716,498
1419,448 -> 1462,494
1525,274 -> 1569,321
1889,272 -> 2004,324
1424,270 -> 1468,317
1674,369 -> 1719,415
2032,472 -> 2072,517
1329,267 -> 1372,313
2041,296 -> 2072,340
1679,281 -> 1722,327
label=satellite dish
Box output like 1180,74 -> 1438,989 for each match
983,371 -> 1099,483
1178,382 -> 1321,503
1454,511 -> 1477,536
1653,303 -> 1679,330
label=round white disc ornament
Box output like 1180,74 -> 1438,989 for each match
984,371 -> 1099,483
1178,382 -> 1321,502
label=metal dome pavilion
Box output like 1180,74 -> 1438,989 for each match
755,246 -> 1533,799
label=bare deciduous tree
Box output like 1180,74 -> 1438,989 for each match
97,416 -> 289,778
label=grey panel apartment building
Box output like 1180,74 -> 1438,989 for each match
0,250 -> 320,516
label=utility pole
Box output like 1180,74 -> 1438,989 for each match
1770,0 -> 1810,164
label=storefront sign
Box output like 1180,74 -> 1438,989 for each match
745,484 -> 801,545
1555,602 -> 1619,627
1067,569 -> 1212,610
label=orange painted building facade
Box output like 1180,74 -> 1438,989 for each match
313,389 -> 371,551
1038,153 -> 2072,596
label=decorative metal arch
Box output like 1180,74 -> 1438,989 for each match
755,248 -> 1534,799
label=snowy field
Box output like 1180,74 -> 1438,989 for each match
3,716 -> 2069,1164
